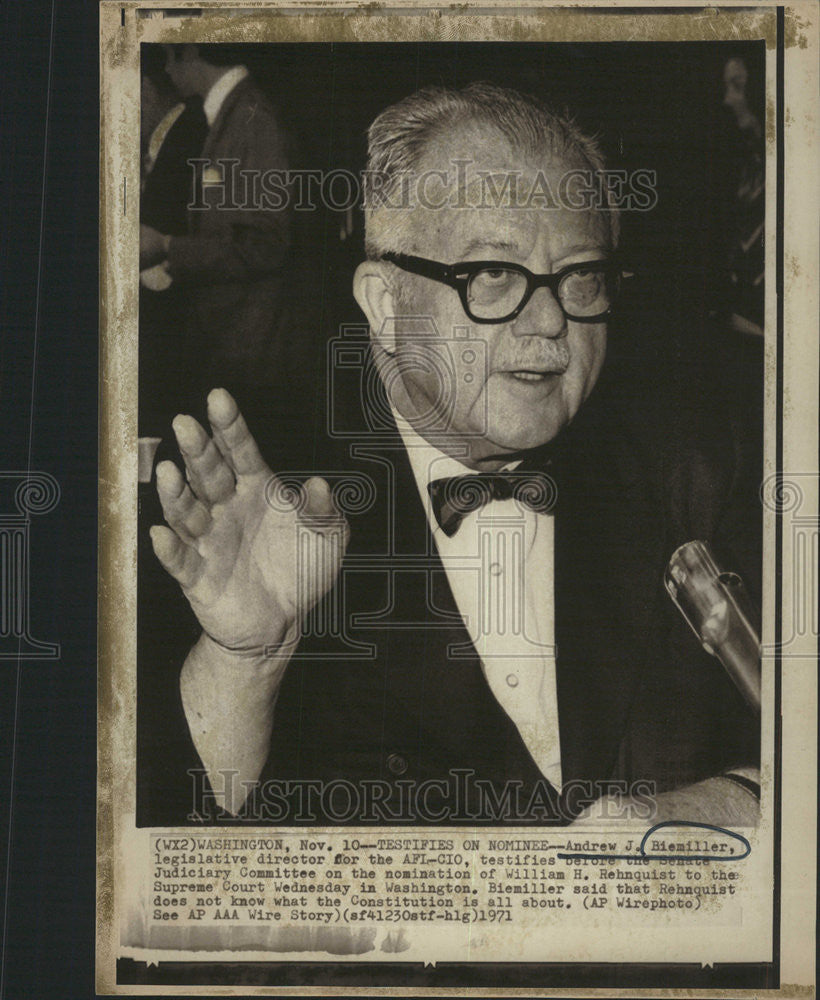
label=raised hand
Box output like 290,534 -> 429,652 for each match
150,388 -> 349,654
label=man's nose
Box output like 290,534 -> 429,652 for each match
512,285 -> 567,338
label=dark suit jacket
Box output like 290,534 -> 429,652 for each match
139,100 -> 208,435
164,77 -> 294,404
141,99 -> 208,238
137,323 -> 762,827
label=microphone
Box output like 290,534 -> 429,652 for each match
664,540 -> 761,713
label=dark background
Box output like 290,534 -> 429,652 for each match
246,37 -> 763,279
0,5 -> 768,996
221,38 -> 766,320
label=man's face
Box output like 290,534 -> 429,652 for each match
384,125 -> 609,465
162,45 -> 197,98
722,58 -> 754,130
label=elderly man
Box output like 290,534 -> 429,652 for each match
146,84 -> 760,825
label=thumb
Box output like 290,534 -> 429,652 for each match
299,477 -> 347,533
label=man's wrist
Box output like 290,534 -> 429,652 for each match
180,629 -> 297,815
194,623 -> 299,674
721,767 -> 761,800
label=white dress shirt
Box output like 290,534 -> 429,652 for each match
203,65 -> 249,126
143,102 -> 185,178
393,412 -> 563,791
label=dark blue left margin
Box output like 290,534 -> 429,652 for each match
1,2 -> 100,997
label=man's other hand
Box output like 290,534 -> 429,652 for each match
140,224 -> 169,269
150,388 -> 350,655
571,774 -> 760,827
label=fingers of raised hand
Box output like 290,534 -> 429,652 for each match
172,413 -> 235,505
156,461 -> 212,541
206,388 -> 268,478
149,524 -> 204,591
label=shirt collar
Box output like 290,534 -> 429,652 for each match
203,65 -> 249,126
392,409 -> 474,495
392,408 -> 522,530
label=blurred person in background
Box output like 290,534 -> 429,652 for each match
139,47 -> 208,435
139,44 -> 294,428
720,52 -> 764,338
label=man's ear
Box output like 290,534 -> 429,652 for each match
353,261 -> 398,354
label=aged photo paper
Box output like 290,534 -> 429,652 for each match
97,1 -> 818,994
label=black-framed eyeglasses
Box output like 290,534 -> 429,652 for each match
381,252 -> 633,324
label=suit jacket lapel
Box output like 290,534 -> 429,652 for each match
200,76 -> 252,162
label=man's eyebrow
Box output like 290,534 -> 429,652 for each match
458,238 -> 520,257
554,242 -> 609,261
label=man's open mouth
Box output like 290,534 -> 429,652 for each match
506,369 -> 562,382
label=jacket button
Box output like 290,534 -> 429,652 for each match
387,753 -> 408,775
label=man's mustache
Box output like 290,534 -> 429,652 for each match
494,339 -> 571,373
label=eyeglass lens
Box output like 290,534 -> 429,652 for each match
466,265 -> 617,320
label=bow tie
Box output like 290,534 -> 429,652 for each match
428,468 -> 557,537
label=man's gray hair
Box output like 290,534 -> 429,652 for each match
363,81 -> 620,259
